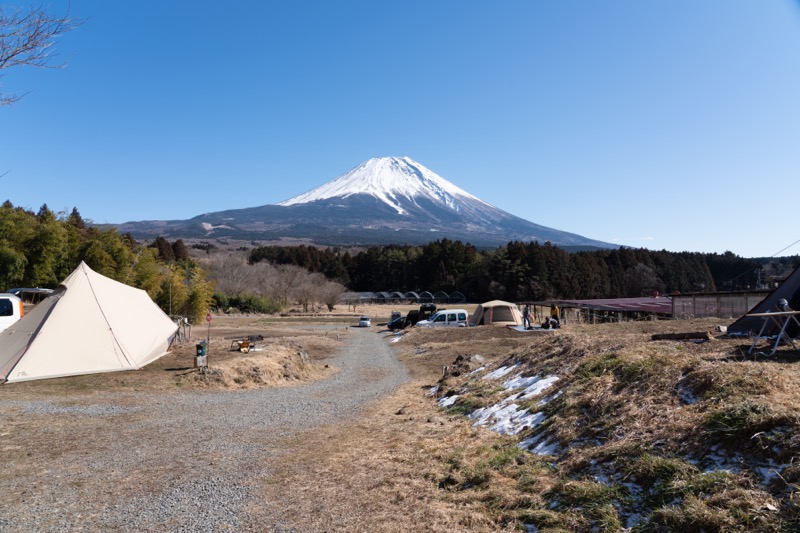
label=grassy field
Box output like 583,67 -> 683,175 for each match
3,307 -> 799,531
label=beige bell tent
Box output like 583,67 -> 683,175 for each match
0,262 -> 178,384
469,300 -> 524,326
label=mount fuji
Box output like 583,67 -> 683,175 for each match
114,156 -> 614,249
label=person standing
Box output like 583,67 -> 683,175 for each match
522,304 -> 531,329
550,304 -> 560,328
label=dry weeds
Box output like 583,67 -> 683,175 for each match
4,309 -> 800,531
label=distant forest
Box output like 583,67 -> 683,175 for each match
5,198 -> 798,310
249,240 -> 800,302
0,201 -> 215,322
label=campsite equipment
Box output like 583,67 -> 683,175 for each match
194,341 -> 208,369
230,339 -> 251,353
0,262 -> 178,384
744,310 -> 800,356
728,263 -> 800,341
227,335 -> 263,353
469,300 -> 523,327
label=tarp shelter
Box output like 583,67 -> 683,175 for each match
727,264 -> 800,338
469,300 -> 523,326
0,262 -> 178,384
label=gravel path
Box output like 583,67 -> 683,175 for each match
0,327 -> 409,532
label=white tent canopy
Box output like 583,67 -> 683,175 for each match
0,262 -> 178,383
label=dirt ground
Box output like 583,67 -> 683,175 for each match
1,306 -> 772,531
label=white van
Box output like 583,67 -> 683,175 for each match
0,293 -> 25,333
415,309 -> 469,327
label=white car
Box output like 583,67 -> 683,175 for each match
0,293 -> 25,333
415,309 -> 469,327
358,316 -> 371,327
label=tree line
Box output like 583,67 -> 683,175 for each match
0,201 -> 214,322
5,199 -> 795,316
249,240 -> 799,302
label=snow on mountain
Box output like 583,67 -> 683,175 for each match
278,156 -> 491,215
114,155 -> 615,250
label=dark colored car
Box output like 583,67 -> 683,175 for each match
389,303 -> 438,331
388,315 -> 408,331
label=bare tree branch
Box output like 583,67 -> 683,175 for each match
0,3 -> 83,105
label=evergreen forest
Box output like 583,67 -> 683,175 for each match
3,199 -> 797,316
249,240 -> 799,302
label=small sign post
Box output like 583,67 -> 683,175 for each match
206,312 -> 212,346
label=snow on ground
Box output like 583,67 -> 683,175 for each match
468,366 -> 486,376
483,364 -> 520,381
464,366 -> 560,452
438,395 -> 459,408
518,433 -> 560,456
433,361 -> 561,454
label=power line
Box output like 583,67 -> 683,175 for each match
769,238 -> 800,258
726,238 -> 800,288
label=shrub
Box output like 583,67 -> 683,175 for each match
214,293 -> 282,314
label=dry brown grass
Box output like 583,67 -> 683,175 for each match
391,318 -> 800,530
4,310 -> 800,530
0,315 -> 349,400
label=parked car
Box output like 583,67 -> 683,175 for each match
358,316 -> 371,327
7,287 -> 54,304
0,293 -> 25,333
415,309 -> 469,327
392,303 -> 438,331
388,314 -> 407,331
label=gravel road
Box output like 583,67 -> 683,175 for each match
0,327 -> 409,532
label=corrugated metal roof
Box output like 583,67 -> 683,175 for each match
540,297 -> 673,315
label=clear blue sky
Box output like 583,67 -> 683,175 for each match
2,0 -> 799,258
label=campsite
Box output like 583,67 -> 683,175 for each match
3,300 -> 800,530
4,1 -> 800,529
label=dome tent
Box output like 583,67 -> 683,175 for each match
0,262 -> 178,384
469,300 -> 524,327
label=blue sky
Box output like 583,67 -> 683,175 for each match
2,0 -> 799,258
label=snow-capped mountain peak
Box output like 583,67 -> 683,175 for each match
115,155 -> 615,250
278,156 -> 489,215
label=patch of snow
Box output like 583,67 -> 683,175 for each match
277,156 -> 494,214
625,512 -> 643,529
756,464 -> 781,485
201,222 -> 233,231
439,395 -> 459,407
469,373 -> 558,436
441,361 -> 563,455
520,433 -> 560,456
468,366 -> 486,376
471,403 -> 546,436
483,364 -> 520,381
593,472 -> 611,484
677,385 -> 699,405
504,374 -> 560,399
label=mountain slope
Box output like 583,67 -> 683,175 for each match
114,156 -> 614,249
